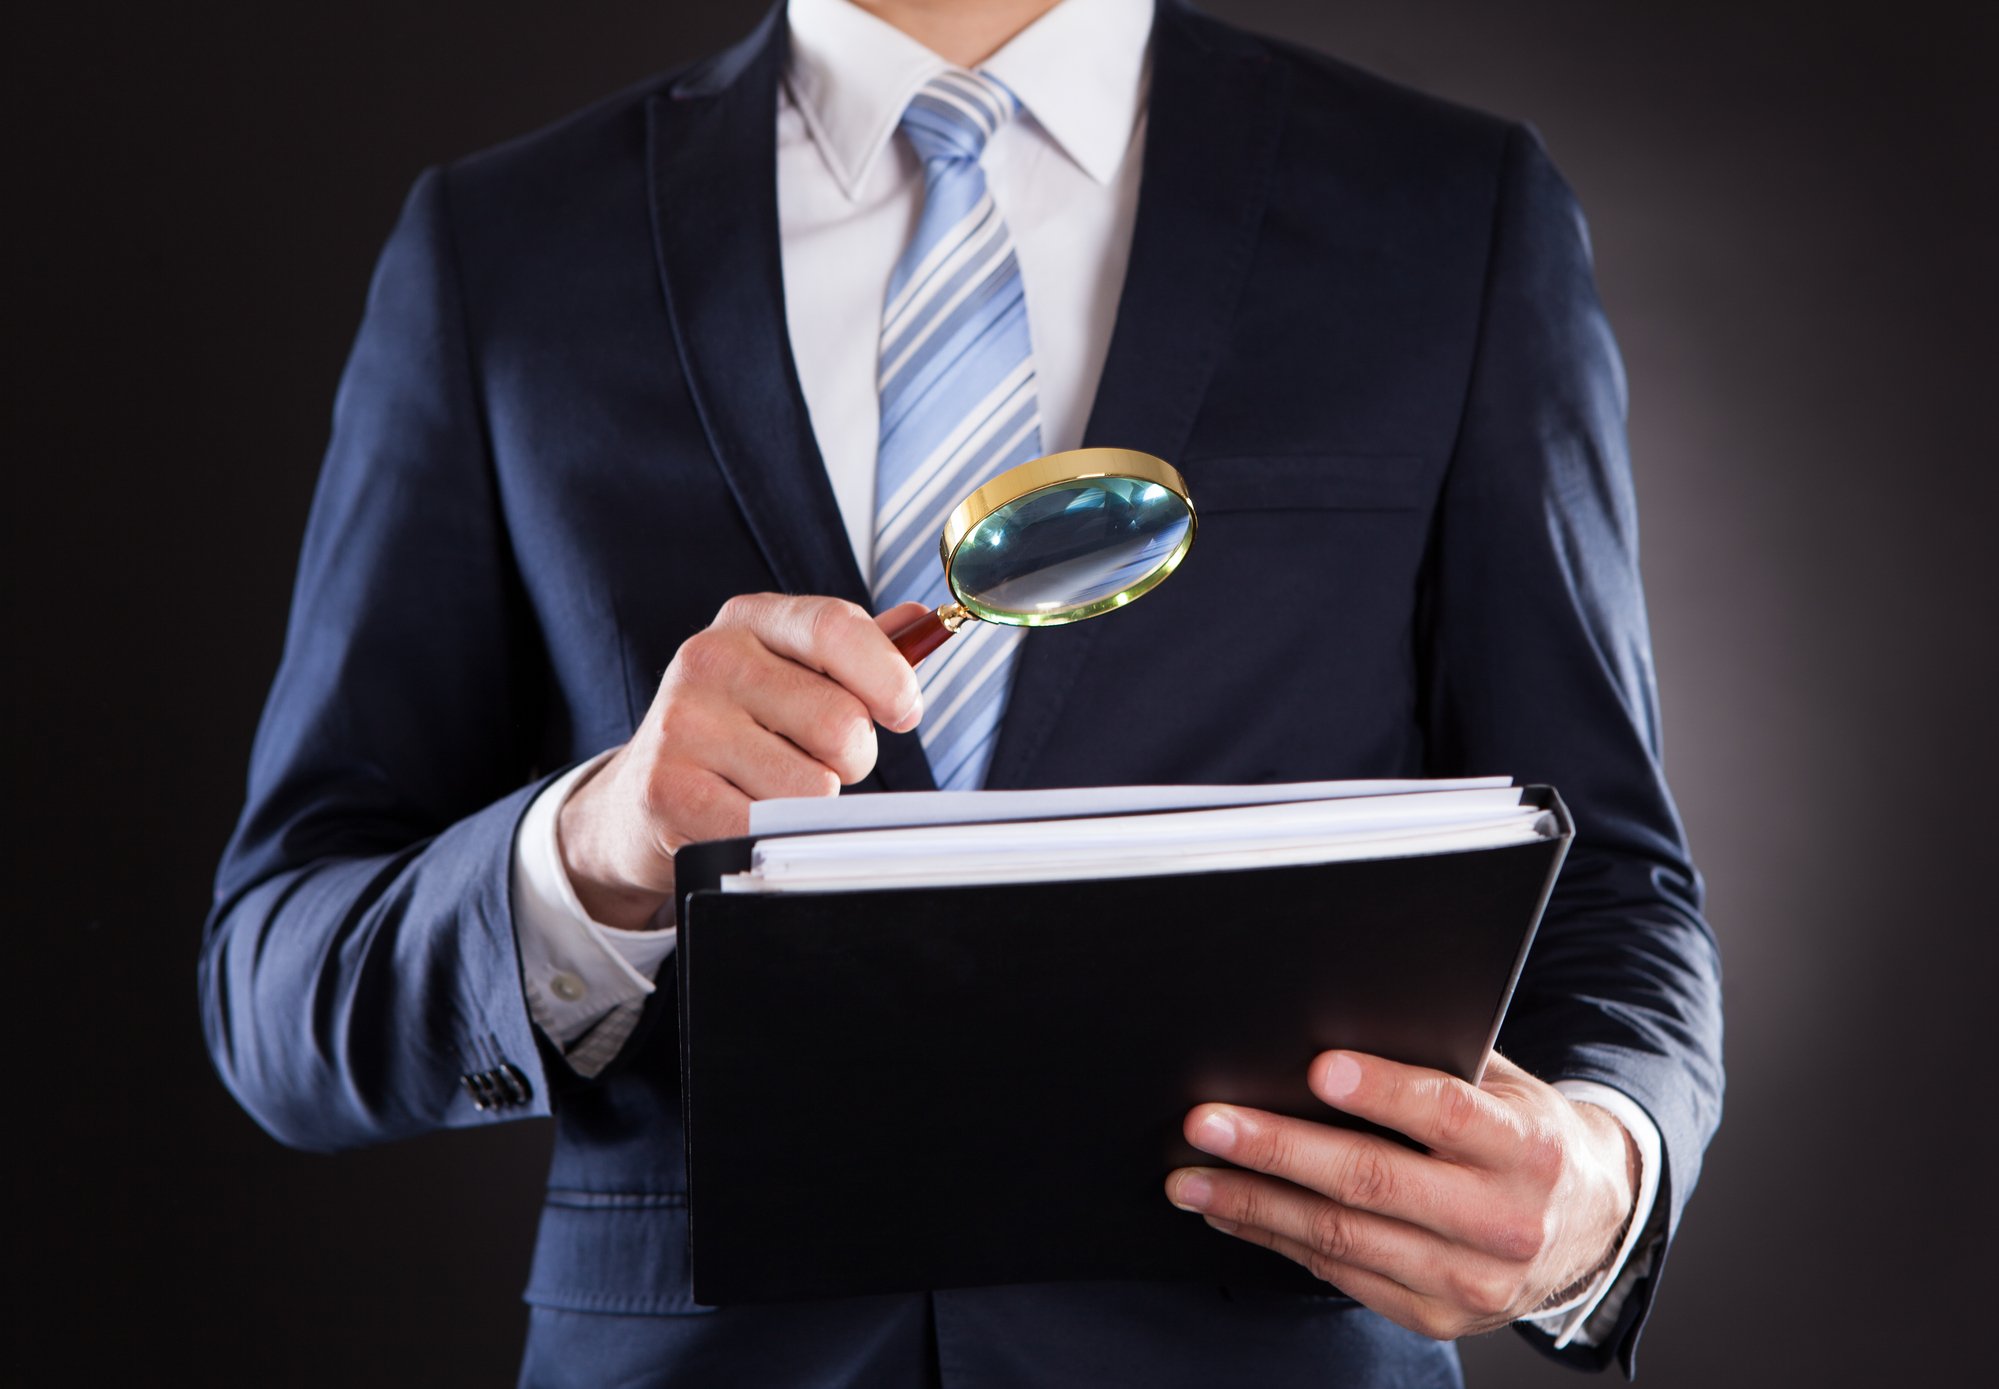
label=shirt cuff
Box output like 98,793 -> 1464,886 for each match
1517,1080 -> 1664,1350
511,752 -> 679,1075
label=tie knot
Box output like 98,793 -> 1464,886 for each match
900,71 -> 1018,165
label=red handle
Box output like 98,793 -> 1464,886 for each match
889,607 -> 958,665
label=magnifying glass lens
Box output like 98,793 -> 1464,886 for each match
886,449 -> 1197,665
952,477 -> 1193,624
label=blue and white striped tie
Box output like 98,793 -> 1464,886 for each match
873,72 -> 1042,791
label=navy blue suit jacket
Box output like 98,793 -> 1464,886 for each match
202,3 -> 1722,1381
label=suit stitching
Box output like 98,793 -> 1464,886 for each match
543,1189 -> 688,1210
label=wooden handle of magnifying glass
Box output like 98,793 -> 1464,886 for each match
888,604 -> 968,666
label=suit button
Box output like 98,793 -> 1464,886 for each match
462,1072 -> 494,1110
496,1062 -> 533,1106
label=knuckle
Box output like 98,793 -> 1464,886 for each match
750,738 -> 830,800
654,703 -> 716,765
789,694 -> 871,784
714,593 -> 764,628
1450,1268 -> 1518,1321
636,767 -> 670,825
674,630 -> 734,684
1502,1120 -> 1566,1202
1250,1122 -> 1311,1185
654,687 -> 699,735
643,765 -> 711,845
1231,1182 -> 1288,1239
831,715 -> 879,783
807,596 -> 869,648
798,763 -> 841,798
669,767 -> 716,822
1219,1178 -> 1262,1229
1489,1210 -> 1547,1264
1434,1081 -> 1483,1148
1306,1202 -> 1358,1264
686,773 -> 747,837
810,699 -> 867,759
1230,1116 -> 1278,1170
1521,1123 -> 1566,1187
1338,1143 -> 1396,1210
1417,1307 -> 1466,1343
1304,1250 -> 1347,1288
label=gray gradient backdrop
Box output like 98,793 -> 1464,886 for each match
12,1 -> 1994,1384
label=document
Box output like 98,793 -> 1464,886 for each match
748,774 -> 1516,835
676,779 -> 1577,1302
727,780 -> 1553,893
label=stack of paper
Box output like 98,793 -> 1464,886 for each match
724,778 -> 1554,894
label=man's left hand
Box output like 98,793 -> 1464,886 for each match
1166,1050 -> 1637,1340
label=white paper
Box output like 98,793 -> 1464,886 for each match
749,776 -> 1516,837
727,782 -> 1551,894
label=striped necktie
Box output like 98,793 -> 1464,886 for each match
872,72 -> 1042,791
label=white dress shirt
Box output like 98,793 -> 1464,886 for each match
507,0 -> 1657,1347
513,0 -> 1153,1079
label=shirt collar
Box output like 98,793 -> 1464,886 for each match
785,0 -> 1154,201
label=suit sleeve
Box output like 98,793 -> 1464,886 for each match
199,167 -> 556,1152
1419,124 -> 1725,1375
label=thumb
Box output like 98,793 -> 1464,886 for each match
874,600 -> 933,636
872,601 -> 934,731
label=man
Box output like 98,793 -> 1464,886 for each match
201,0 -> 1723,1383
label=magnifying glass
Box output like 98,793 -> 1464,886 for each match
887,448 -> 1198,665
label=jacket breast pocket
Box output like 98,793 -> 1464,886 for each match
1027,453 -> 1438,783
1179,454 -> 1434,516
1133,452 -> 1436,719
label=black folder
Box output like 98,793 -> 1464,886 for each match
674,786 -> 1572,1304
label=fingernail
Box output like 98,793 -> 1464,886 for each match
1171,1170 -> 1214,1212
1320,1053 -> 1363,1101
1204,1216 -> 1240,1234
1193,1109 -> 1239,1155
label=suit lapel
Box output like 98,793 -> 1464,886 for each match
645,10 -> 936,792
983,1 -> 1290,789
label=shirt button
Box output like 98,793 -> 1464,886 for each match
550,972 -> 587,1003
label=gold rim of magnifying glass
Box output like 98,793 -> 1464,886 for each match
938,448 -> 1198,628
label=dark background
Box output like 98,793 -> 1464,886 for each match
12,0 -> 1994,1383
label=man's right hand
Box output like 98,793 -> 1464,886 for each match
557,593 -> 929,930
